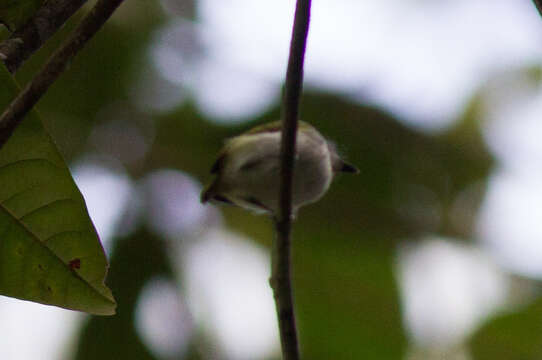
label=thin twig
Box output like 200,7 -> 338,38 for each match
0,0 -> 89,74
533,0 -> 542,16
271,0 -> 311,359
0,0 -> 125,150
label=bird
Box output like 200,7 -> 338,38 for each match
200,121 -> 358,215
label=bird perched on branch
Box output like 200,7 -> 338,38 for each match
201,121 -> 358,215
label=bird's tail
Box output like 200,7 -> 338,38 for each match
339,161 -> 359,173
200,181 -> 218,203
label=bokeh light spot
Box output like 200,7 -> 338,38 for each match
135,277 -> 193,359
143,169 -> 213,239
180,228 -> 280,360
0,297 -> 83,360
72,159 -> 135,252
397,238 -> 508,348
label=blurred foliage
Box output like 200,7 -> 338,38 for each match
2,0 -> 541,359
471,298 -> 542,359
0,65 -> 115,315
0,0 -> 44,31
75,229 -> 202,360
295,226 -> 405,359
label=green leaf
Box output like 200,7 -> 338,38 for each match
0,63 -> 116,315
0,0 -> 44,31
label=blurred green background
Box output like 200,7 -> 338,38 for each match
2,0 -> 542,359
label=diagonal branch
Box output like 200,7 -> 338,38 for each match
533,0 -> 542,16
271,0 -> 312,359
0,0 -> 89,74
0,0 -> 125,150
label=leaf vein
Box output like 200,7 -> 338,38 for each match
18,198 -> 75,221
0,183 -> 41,204
0,157 -> 62,173
42,230 -> 85,244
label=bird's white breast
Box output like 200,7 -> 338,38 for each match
221,129 -> 333,212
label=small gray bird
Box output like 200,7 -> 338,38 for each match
201,121 -> 358,214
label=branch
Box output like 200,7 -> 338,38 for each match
533,0 -> 542,17
271,0 -> 311,359
0,0 -> 125,150
0,0 -> 89,74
